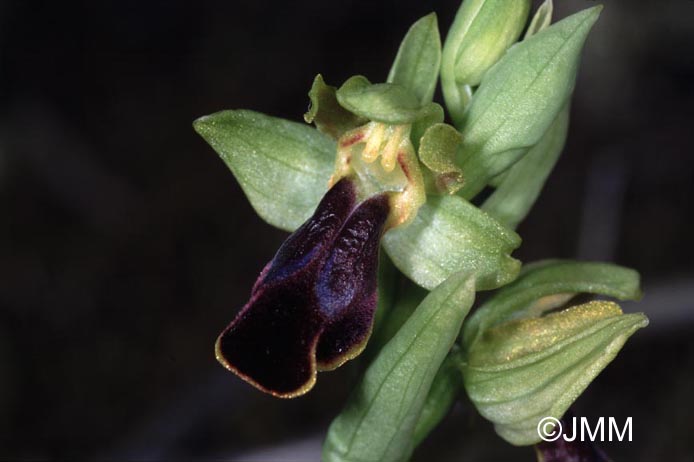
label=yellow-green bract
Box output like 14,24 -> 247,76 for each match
456,6 -> 602,199
460,260 -> 647,445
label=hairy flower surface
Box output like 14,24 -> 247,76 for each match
215,179 -> 390,397
197,4 -> 647,459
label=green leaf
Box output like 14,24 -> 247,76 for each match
387,13 -> 441,105
305,74 -> 367,139
418,123 -> 465,194
481,104 -> 569,229
412,348 -> 463,447
193,110 -> 335,232
457,6 -> 602,199
323,273 -> 476,462
382,194 -> 521,291
462,301 -> 648,445
524,0 -> 554,39
462,259 -> 642,350
441,0 -> 531,125
336,76 -> 428,125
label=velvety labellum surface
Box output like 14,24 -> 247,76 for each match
216,179 -> 390,397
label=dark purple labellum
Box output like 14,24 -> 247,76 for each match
216,179 -> 390,398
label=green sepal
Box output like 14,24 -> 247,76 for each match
441,0 -> 531,124
462,259 -> 642,349
462,301 -> 648,445
193,110 -> 334,232
412,347 -> 463,447
524,0 -> 554,39
322,273 -> 476,462
481,104 -> 569,229
418,123 -> 465,194
383,195 -> 521,291
336,76 -> 435,125
457,6 -> 602,199
304,74 -> 367,139
387,12 -> 441,105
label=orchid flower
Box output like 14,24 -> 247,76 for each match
195,2 -> 647,460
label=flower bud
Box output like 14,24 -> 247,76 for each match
463,301 -> 647,445
460,261 -> 647,445
441,0 -> 530,123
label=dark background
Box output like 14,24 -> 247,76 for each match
1,0 -> 692,460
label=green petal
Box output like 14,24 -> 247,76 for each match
418,123 -> 465,194
193,110 -> 334,231
323,272 -> 476,462
383,194 -> 521,291
481,104 -> 569,229
462,301 -> 648,445
336,76 -> 429,125
457,6 -> 602,199
304,74 -> 367,140
462,259 -> 642,348
387,12 -> 441,105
